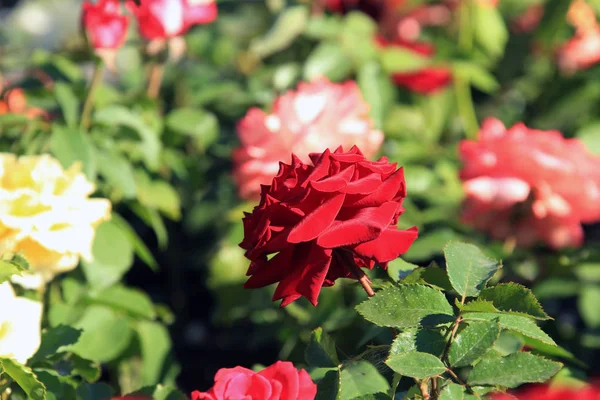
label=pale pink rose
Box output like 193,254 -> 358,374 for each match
557,29 -> 600,73
233,78 -> 384,200
459,118 -> 600,249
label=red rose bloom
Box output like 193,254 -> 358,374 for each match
375,36 -> 452,94
240,146 -> 418,306
492,384 -> 600,400
126,0 -> 217,40
82,0 -> 129,50
192,361 -> 317,400
459,118 -> 600,249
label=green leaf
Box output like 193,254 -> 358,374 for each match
440,383 -> 479,400
0,358 -> 46,400
70,306 -> 133,362
473,2 -> 508,58
468,352 -> 562,388
250,6 -> 308,58
458,300 -> 498,313
479,283 -> 550,320
81,220 -> 134,289
69,354 -> 101,382
304,42 -> 354,82
54,82 -> 79,128
89,285 -> 156,319
30,325 -> 82,363
166,108 -> 219,151
0,255 -> 29,284
389,329 -> 446,357
135,171 -> 181,220
452,62 -> 500,94
404,229 -> 460,261
463,313 -> 555,345
94,106 -> 161,171
386,351 -> 446,379
358,62 -> 393,129
316,369 -> 340,400
401,265 -> 453,291
578,284 -> 600,328
111,213 -> 158,271
96,149 -> 137,199
577,122 -> 600,155
448,320 -> 500,367
306,327 -> 340,368
386,258 -> 418,282
340,361 -> 390,399
444,241 -> 501,298
136,321 -> 172,386
50,124 -> 97,180
35,370 -> 77,400
355,284 -> 454,329
380,47 -> 430,73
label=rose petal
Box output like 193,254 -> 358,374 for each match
287,194 -> 345,243
352,226 -> 419,262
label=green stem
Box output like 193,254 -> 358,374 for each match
456,0 -> 479,139
80,61 -> 105,131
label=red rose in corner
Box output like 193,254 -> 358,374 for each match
82,0 -> 130,50
459,118 -> 600,249
192,361 -> 317,400
126,0 -> 217,40
240,146 -> 418,307
375,36 -> 452,94
492,383 -> 600,400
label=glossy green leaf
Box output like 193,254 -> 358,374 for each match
468,352 -> 562,388
110,213 -> 158,271
81,220 -> 134,289
304,42 -> 354,82
356,284 -> 454,329
479,283 -> 550,320
0,358 -> 46,400
250,6 -> 308,58
0,254 -> 29,284
340,361 -> 390,399
50,124 -> 96,180
444,241 -> 501,298
448,320 -> 500,367
316,369 -> 340,400
440,383 -> 479,400
70,306 -> 133,362
96,149 -> 137,199
89,285 -> 156,320
137,321 -> 172,386
389,329 -> 446,357
358,62 -> 393,129
386,351 -> 446,379
458,300 -> 498,313
578,284 -> 600,328
380,47 -> 429,73
166,108 -> 219,151
463,313 -> 555,345
54,82 -> 79,128
30,325 -> 82,363
306,327 -> 340,368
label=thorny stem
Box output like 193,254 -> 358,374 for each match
419,378 -> 431,400
147,63 -> 165,99
80,60 -> 105,130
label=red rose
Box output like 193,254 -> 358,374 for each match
192,361 -> 317,400
492,384 -> 600,400
375,36 -> 452,94
459,118 -> 600,249
126,0 -> 217,40
82,0 -> 130,50
240,146 -> 418,306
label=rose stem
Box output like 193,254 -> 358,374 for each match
339,251 -> 375,297
147,63 -> 165,99
80,59 -> 105,130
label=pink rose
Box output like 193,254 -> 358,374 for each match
126,0 -> 217,40
459,118 -> 600,249
82,0 -> 130,50
233,77 -> 384,200
192,361 -> 317,400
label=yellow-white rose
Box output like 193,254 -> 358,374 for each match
0,154 -> 111,288
0,282 -> 42,364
